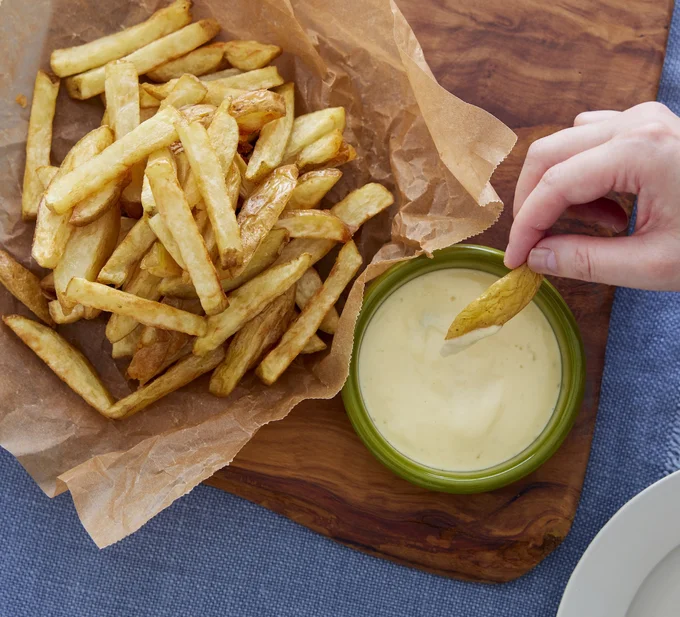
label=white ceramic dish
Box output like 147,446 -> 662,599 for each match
558,469 -> 680,617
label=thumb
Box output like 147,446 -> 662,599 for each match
526,234 -> 673,290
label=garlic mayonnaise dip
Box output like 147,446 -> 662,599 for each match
358,268 -> 561,472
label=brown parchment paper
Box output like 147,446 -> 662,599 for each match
0,0 -> 516,547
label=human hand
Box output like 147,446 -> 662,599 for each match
504,102 -> 680,290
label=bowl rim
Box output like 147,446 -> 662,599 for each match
341,243 -> 586,493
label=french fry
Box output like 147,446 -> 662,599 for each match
296,129 -> 343,170
230,164 -> 298,277
209,287 -> 295,397
176,119 -> 242,269
98,217 -> 157,287
22,71 -> 60,220
159,228 -> 288,298
44,106 -> 182,214
283,107 -> 346,161
36,165 -> 59,190
295,268 -> 339,334
146,42 -> 227,81
200,68 -> 242,81
317,141 -> 356,170
140,241 -> 183,278
66,278 -> 207,337
105,267 -> 162,342
147,154 -> 228,315
0,250 -> 54,326
445,265 -> 544,341
246,83 -> 294,182
284,169 -> 342,211
234,152 -> 256,199
276,210 -> 351,242
202,67 -> 284,105
50,0 -> 192,77
111,326 -> 143,359
65,20 -> 221,100
106,346 -> 225,420
48,301 -> 86,325
33,126 -> 114,269
257,241 -> 362,384
147,213 -> 186,269
118,216 -> 138,243
55,205 -> 121,312
70,174 -> 127,226
222,40 -> 282,71
2,315 -> 114,414
140,147 -> 178,217
302,334 -> 327,354
330,182 -> 395,233
207,100 -> 239,173
228,89 -> 286,138
193,252 -> 312,355
158,73 -> 207,108
40,272 -> 56,300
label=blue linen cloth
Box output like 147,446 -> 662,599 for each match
2,6 -> 680,617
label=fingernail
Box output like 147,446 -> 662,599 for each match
528,247 -> 557,274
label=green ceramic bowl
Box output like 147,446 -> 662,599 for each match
342,244 -> 585,493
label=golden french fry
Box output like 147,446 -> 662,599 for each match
193,252 -> 312,355
180,103 -> 216,126
445,265 -> 544,341
257,241 -> 362,384
331,182 -> 395,233
105,61 -> 140,139
0,250 -> 54,326
22,71 -> 60,220
33,126 -> 114,268
147,213 -> 186,269
246,83 -> 294,182
98,217 -> 157,287
202,67 -> 284,105
159,227 -> 288,298
45,106 -> 182,214
48,301 -> 86,325
176,119 -> 243,269
70,174 -> 127,226
284,107 -> 346,161
228,89 -> 286,138
223,40 -> 282,71
276,209 -> 351,242
3,315 -> 114,414
40,272 -> 56,300
295,268 -> 339,335
55,205 -> 121,312
231,164 -> 298,277
147,155 -> 228,315
302,334 -> 327,354
105,266 -> 162,342
36,165 -> 59,190
234,152 -> 256,199
65,20 -> 221,100
141,147 -> 179,217
140,241 -> 183,278
50,0 -> 192,77
158,73 -> 207,108
146,42 -> 227,81
67,278 -> 207,337
285,169 -> 342,212
296,129 -> 343,170
207,99 -> 239,173
106,346 -> 225,420
315,141 -> 356,170
200,68 -> 242,81
118,216 -> 137,242
209,287 -> 295,397
111,326 -> 143,359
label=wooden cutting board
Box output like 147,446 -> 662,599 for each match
205,0 -> 673,582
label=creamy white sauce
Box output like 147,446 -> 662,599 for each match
358,268 -> 561,472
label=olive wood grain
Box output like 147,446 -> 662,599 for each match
205,0 -> 673,581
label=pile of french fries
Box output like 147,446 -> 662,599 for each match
2,0 -> 394,420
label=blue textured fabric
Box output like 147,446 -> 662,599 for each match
3,8 -> 680,617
